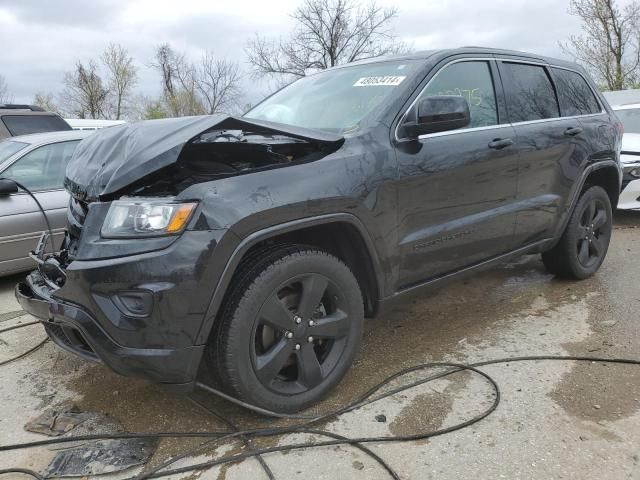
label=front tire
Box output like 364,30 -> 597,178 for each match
206,245 -> 364,413
542,185 -> 612,279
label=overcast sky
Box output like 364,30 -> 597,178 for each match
0,0 -> 609,110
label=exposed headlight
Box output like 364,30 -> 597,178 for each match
101,199 -> 197,237
630,168 -> 640,178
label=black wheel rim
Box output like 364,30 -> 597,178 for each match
251,273 -> 351,395
576,197 -> 608,268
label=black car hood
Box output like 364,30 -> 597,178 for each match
65,115 -> 343,201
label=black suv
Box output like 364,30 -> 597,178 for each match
0,104 -> 71,139
16,48 -> 622,413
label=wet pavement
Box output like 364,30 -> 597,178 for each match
1,211 -> 639,479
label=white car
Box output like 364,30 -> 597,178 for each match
64,119 -> 126,130
613,104 -> 640,210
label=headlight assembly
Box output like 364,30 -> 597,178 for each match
101,199 -> 197,238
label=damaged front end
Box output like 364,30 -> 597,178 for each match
64,115 -> 344,202
15,115 -> 345,387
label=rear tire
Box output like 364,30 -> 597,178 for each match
205,244 -> 364,413
542,185 -> 612,279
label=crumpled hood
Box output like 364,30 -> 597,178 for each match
65,115 -> 343,201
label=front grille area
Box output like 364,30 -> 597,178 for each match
44,323 -> 97,360
66,197 -> 89,254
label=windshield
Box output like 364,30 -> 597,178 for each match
615,108 -> 640,134
0,140 -> 28,164
245,60 -> 422,133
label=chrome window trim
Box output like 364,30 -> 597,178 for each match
396,56 -> 607,142
417,123 -> 512,140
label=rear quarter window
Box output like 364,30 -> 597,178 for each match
1,115 -> 72,136
551,68 -> 601,116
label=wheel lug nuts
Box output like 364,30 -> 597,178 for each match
295,344 -> 301,350
286,331 -> 293,339
294,315 -> 302,324
307,336 -> 314,343
308,320 -> 315,327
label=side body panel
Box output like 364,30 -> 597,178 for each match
391,56 -> 519,289
394,125 -> 519,287
494,57 -> 620,247
0,189 -> 68,274
509,117 -> 593,246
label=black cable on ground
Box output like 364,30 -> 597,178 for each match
0,468 -> 44,479
137,396 -> 400,480
0,338 -> 48,367
0,319 -> 48,367
182,396 -> 276,480
0,320 -> 41,334
2,355 -> 640,479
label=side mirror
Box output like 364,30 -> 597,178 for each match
403,95 -> 471,138
0,178 -> 18,196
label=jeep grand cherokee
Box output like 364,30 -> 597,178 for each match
16,48 -> 622,413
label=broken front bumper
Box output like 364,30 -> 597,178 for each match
16,270 -> 204,387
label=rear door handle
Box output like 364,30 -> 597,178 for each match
488,138 -> 514,150
564,127 -> 583,136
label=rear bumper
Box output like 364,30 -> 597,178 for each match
16,271 -> 204,386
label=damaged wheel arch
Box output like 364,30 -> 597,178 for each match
194,212 -> 385,346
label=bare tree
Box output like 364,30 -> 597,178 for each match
32,92 -> 60,113
196,52 -> 242,114
61,60 -> 109,119
152,44 -> 203,116
246,0 -> 406,79
561,0 -> 640,90
152,44 -> 241,116
102,44 -> 137,119
0,75 -> 12,103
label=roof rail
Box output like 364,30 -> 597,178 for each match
0,104 -> 46,112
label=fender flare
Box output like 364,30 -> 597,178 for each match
550,159 -> 622,245
195,212 -> 384,345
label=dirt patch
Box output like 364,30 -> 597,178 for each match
388,377 -> 466,437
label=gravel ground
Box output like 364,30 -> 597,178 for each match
1,210 -> 639,479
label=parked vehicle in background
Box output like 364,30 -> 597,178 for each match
603,89 -> 640,107
0,130 -> 92,276
16,48 -> 622,413
0,105 -> 71,140
611,104 -> 640,210
65,119 -> 126,131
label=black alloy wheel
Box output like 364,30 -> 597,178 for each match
206,245 -> 364,413
542,185 -> 612,279
252,273 -> 351,395
575,196 -> 609,268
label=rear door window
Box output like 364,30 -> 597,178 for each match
1,140 -> 80,191
551,68 -> 601,116
1,115 -> 71,136
501,63 -> 560,123
417,61 -> 499,128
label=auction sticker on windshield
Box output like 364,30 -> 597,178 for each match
353,76 -> 406,87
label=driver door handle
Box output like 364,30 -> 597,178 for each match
488,138 -> 514,150
564,127 -> 583,136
